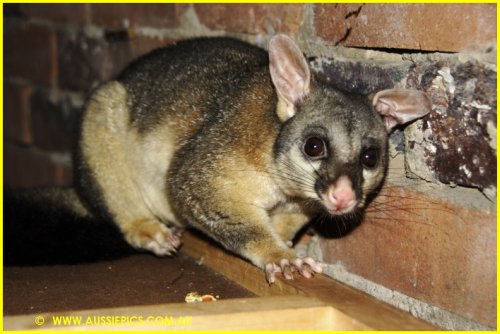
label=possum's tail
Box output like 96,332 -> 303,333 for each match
4,187 -> 138,266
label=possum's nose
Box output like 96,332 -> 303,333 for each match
330,187 -> 355,211
323,176 -> 356,214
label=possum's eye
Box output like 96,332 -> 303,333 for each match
303,137 -> 327,159
361,147 -> 378,168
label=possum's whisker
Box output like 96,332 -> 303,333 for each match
227,167 -> 314,192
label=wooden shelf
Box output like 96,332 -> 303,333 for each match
4,231 -> 437,330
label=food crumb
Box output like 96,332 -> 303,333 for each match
185,291 -> 218,303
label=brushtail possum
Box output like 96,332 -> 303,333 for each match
6,35 -> 431,283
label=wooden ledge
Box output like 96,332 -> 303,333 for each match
181,231 -> 438,330
4,231 -> 438,330
4,295 -> 365,331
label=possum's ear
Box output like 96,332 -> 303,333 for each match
372,89 -> 432,131
268,35 -> 311,122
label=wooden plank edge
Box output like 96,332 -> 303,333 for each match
181,230 -> 439,331
3,295 -> 367,331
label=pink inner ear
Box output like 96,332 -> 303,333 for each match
374,98 -> 393,114
374,98 -> 403,130
372,89 -> 432,131
384,117 -> 398,130
268,35 -> 310,110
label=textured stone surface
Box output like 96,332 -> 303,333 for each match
314,4 -> 497,52
410,60 -> 497,198
319,186 -> 496,328
195,4 -> 304,34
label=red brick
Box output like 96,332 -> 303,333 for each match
314,4 -> 496,52
320,186 -> 496,327
4,83 -> 33,145
90,4 -> 186,28
195,4 -> 304,35
19,4 -> 89,24
4,144 -> 72,189
4,21 -> 57,86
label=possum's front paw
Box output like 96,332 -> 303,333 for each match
124,219 -> 182,256
264,254 -> 323,284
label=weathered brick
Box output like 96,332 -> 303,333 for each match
30,90 -> 82,152
90,4 -> 186,29
195,4 -> 304,35
407,60 -> 496,196
314,4 -> 496,52
57,29 -> 133,91
4,20 -> 57,86
4,144 -> 72,189
319,186 -> 496,328
4,83 -> 33,145
19,4 -> 89,24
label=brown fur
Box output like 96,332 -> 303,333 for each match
74,36 -> 430,282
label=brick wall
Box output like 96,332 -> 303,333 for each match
4,4 -> 496,329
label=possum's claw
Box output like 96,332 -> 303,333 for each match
293,257 -> 323,278
265,263 -> 280,284
264,257 -> 323,284
125,220 -> 183,256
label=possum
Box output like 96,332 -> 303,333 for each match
4,35 -> 431,283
